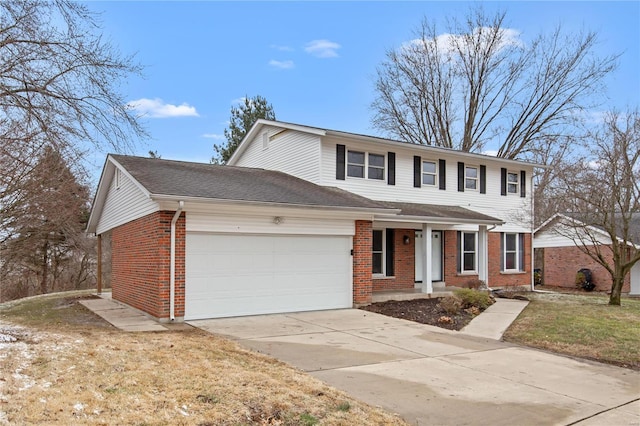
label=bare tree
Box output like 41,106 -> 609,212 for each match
0,0 -> 145,299
551,110 -> 640,305
371,6 -> 618,160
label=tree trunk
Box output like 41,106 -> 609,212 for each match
609,275 -> 623,306
40,241 -> 49,295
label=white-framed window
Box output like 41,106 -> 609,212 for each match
422,160 -> 437,186
347,150 -> 365,178
372,229 -> 384,274
465,166 -> 478,191
503,233 -> 524,271
507,171 -> 519,194
461,231 -> 477,273
347,151 -> 385,180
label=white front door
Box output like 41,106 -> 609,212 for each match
415,231 -> 443,282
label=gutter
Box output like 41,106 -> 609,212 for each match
170,201 -> 184,321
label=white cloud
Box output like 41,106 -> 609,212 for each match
405,27 -> 522,59
269,59 -> 295,69
202,133 -> 225,140
270,44 -> 294,52
127,98 -> 199,118
304,39 -> 341,58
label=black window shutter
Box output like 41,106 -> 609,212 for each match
500,168 -> 507,196
457,162 -> 465,192
520,170 -> 526,198
386,229 -> 395,276
480,165 -> 486,194
439,159 -> 446,190
336,144 -> 345,180
387,152 -> 396,185
413,156 -> 421,188
519,233 -> 525,271
456,231 -> 462,273
500,232 -> 504,271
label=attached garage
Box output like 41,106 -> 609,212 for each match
184,233 -> 352,320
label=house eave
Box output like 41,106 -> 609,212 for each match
374,214 -> 504,226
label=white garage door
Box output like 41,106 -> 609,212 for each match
185,233 -> 352,320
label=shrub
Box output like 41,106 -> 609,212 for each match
575,271 -> 586,289
465,279 -> 484,289
438,295 -> 463,315
453,288 -> 494,310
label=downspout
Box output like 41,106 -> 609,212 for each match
530,173 -> 536,292
170,201 -> 184,321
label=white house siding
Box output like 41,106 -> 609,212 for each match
320,137 -> 533,232
95,168 -> 159,235
533,225 -> 612,248
233,126 -> 322,183
186,212 -> 354,236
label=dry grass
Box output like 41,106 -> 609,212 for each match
503,292 -> 640,370
0,292 -> 407,425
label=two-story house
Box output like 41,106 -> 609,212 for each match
87,119 -> 537,321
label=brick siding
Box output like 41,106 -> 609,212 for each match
443,230 -> 531,288
111,211 -> 185,319
353,220 -> 373,304
372,229 -> 416,291
542,245 -> 631,293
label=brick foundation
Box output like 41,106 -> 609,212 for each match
542,246 -> 631,293
111,211 -> 185,319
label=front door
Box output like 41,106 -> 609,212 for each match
415,231 -> 443,282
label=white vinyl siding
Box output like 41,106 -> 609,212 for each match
233,126 -> 322,182
96,168 -> 158,235
321,137 -> 534,232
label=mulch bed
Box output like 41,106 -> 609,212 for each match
359,298 -> 474,331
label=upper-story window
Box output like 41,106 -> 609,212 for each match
347,150 -> 385,180
422,160 -> 437,186
465,166 -> 478,190
507,171 -> 519,194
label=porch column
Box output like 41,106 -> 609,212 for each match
478,225 -> 488,286
422,224 -> 433,294
97,234 -> 102,295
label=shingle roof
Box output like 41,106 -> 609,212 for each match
110,155 -> 390,210
563,212 -> 640,245
381,201 -> 503,224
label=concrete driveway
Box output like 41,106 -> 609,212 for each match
190,309 -> 640,426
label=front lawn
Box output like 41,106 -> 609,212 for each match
503,292 -> 640,370
0,291 -> 407,425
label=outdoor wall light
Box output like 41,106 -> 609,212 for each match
403,235 -> 410,245
273,216 -> 284,225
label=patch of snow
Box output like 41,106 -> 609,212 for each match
0,334 -> 16,343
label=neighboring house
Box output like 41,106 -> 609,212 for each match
534,213 -> 640,295
87,119 -> 538,321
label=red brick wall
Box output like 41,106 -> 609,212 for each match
543,245 -> 631,293
443,230 -> 531,288
111,211 -> 185,319
353,220 -> 373,304
372,229 -> 415,291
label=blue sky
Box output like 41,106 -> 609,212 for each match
89,1 -> 639,173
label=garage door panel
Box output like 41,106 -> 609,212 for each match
185,233 -> 352,320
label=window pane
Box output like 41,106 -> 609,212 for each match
422,174 -> 436,185
348,151 -> 364,164
465,167 -> 477,178
505,234 -> 516,251
422,161 -> 436,174
368,154 -> 384,167
463,233 -> 475,251
466,179 -> 477,190
347,165 -> 364,177
372,253 -> 383,274
372,230 -> 383,251
505,253 -> 516,270
368,166 -> 384,180
508,183 -> 518,193
508,172 -> 518,183
463,253 -> 475,271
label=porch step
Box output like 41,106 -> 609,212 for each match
372,289 -> 454,303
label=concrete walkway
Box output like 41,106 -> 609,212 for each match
79,293 -> 168,332
191,309 -> 640,426
461,297 -> 529,340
